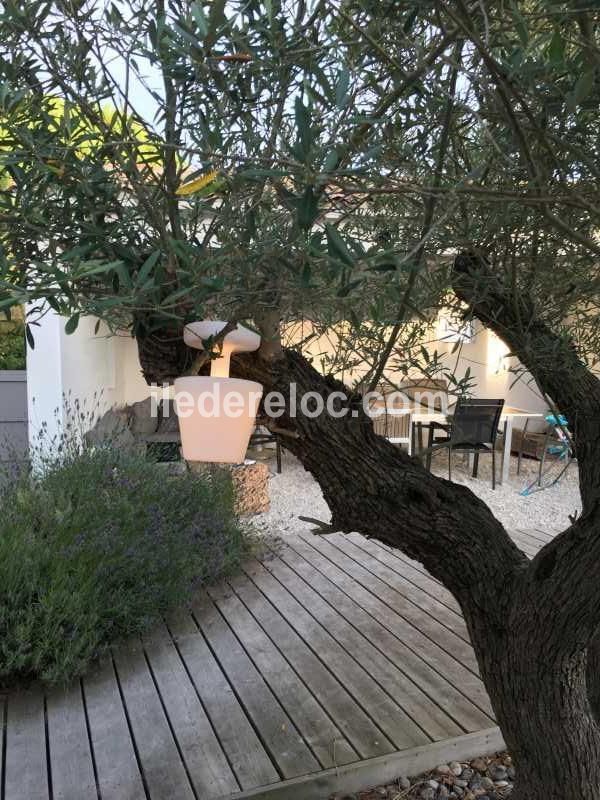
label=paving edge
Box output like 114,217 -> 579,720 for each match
223,727 -> 505,800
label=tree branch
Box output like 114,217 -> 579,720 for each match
452,250 -> 600,513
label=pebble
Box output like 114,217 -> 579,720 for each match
490,765 -> 508,782
328,751 -> 516,800
471,757 -> 487,772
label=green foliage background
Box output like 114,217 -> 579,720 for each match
0,319 -> 25,370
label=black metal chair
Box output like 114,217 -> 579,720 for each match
249,429 -> 283,474
425,398 -> 505,489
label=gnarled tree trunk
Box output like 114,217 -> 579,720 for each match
136,253 -> 600,799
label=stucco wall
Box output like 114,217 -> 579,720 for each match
26,310 -> 548,450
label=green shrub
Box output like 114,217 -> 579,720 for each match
0,447 -> 250,686
0,323 -> 26,370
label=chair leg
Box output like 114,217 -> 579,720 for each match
472,451 -> 479,478
448,447 -> 452,482
425,425 -> 435,471
276,438 -> 282,474
538,449 -> 546,486
517,418 -> 529,476
492,447 -> 496,490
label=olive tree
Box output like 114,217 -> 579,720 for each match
2,2 -> 600,797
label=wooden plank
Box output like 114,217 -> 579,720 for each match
4,688 -> 49,800
142,622 -> 240,798
243,558 -> 429,751
167,609 -> 280,791
190,591 -> 320,779
83,656 -> 146,800
347,534 -> 460,612
532,527 -> 559,543
224,727 -> 505,800
207,582 -> 357,769
302,533 -> 477,673
360,537 -> 447,588
287,537 -> 492,717
274,542 -> 493,732
46,683 -> 97,799
512,530 -> 547,550
514,529 -> 547,546
228,573 -> 394,761
112,640 -> 195,800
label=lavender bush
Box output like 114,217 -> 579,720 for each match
0,447 -> 249,686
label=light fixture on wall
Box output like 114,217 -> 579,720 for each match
437,312 -> 474,344
487,331 -> 509,375
174,321 -> 262,463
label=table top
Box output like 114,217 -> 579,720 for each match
374,403 -> 545,422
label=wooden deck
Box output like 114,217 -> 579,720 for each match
0,529 -> 555,800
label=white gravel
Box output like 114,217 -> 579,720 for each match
254,450 -> 581,537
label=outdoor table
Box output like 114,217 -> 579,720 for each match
409,405 -> 545,484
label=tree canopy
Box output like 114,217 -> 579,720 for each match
0,0 -> 598,386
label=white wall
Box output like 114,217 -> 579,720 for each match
27,309 -> 549,452
26,310 -> 150,449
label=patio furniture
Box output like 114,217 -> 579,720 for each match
425,398 -> 505,488
399,377 -> 448,412
411,404 -> 544,485
399,378 -> 448,456
519,413 -> 575,495
372,408 -> 412,453
249,427 -> 283,473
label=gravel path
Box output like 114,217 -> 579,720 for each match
254,450 -> 580,537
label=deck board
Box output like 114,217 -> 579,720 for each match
245,556 -> 432,749
83,656 -> 147,800
227,572 -> 393,760
207,582 -> 357,768
3,530 -> 551,800
112,640 -> 195,800
4,688 -> 49,800
46,683 -> 97,799
167,609 -> 280,790
301,533 -> 477,671
284,536 -> 493,724
191,591 -> 320,779
142,622 -> 240,798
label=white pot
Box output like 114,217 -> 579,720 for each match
174,376 -> 263,464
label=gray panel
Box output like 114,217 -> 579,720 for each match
0,372 -> 28,471
0,421 -> 29,461
0,380 -> 28,421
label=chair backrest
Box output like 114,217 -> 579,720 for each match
157,399 -> 180,433
400,378 -> 448,412
372,410 -> 411,440
450,398 -> 504,446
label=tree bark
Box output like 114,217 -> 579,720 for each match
135,267 -> 600,796
476,614 -> 600,799
231,345 -> 600,800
